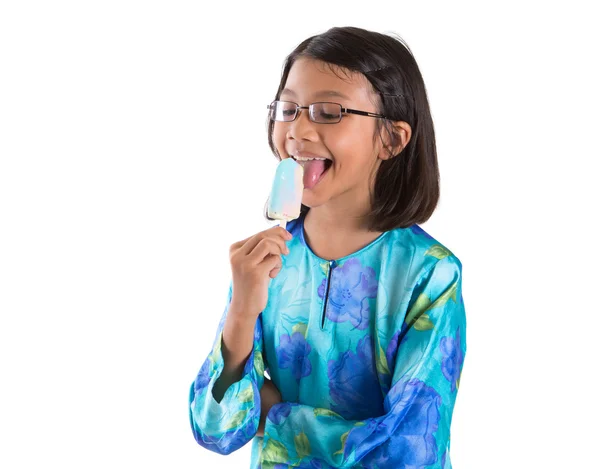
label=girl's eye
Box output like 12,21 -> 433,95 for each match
282,109 -> 296,117
319,112 -> 339,121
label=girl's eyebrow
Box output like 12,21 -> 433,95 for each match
281,88 -> 351,100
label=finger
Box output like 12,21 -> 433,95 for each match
231,227 -> 275,255
247,238 -> 288,266
230,234 -> 254,256
230,235 -> 252,251
240,226 -> 291,257
258,234 -> 289,257
257,253 -> 282,278
247,238 -> 281,266
269,266 -> 282,278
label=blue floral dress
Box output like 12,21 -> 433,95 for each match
189,212 -> 467,468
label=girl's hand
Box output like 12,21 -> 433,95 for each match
257,378 -> 283,437
229,226 -> 291,319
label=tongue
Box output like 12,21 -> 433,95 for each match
302,160 -> 327,189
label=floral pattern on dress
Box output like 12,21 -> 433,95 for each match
318,258 -> 378,330
277,332 -> 312,381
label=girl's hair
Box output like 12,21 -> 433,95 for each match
265,26 -> 440,232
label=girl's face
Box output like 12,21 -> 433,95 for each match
272,57 -> 387,213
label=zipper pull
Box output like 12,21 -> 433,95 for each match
321,260 -> 338,330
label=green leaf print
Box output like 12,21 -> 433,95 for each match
263,438 -> 289,464
294,432 -> 311,460
414,313 -> 434,331
405,293 -> 432,325
225,409 -> 247,431
292,322 -> 308,337
237,385 -> 253,404
333,430 -> 350,456
405,277 -> 459,331
313,408 -> 341,419
425,244 -> 452,259
254,350 -> 264,376
376,344 -> 390,375
211,333 -> 223,361
429,280 -> 458,309
372,330 -> 390,376
261,462 -> 284,469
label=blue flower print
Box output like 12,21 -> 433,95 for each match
268,402 -> 292,425
344,418 -> 390,462
254,318 -> 262,342
195,427 -> 255,456
194,358 -> 211,392
327,335 -> 383,420
277,332 -> 312,381
440,327 -> 464,393
295,459 -> 334,468
346,378 -> 442,468
410,225 -> 433,240
318,258 -> 378,330
385,330 -> 401,373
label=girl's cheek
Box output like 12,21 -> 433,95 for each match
273,130 -> 285,147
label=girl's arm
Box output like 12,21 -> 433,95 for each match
257,378 -> 283,437
188,281 -> 266,455
260,256 -> 467,468
212,308 -> 258,403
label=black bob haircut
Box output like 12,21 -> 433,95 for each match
265,26 -> 440,233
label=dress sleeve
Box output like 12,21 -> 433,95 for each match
260,256 -> 467,468
188,281 -> 265,455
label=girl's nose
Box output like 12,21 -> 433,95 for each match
288,108 -> 318,141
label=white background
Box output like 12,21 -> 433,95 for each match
1,1 -> 598,468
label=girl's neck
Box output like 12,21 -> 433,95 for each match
303,207 -> 384,261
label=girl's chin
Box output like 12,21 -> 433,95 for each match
300,189 -> 332,208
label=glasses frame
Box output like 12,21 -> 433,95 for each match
267,100 -> 389,124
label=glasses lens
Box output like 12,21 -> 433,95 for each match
270,101 -> 297,121
311,103 -> 342,123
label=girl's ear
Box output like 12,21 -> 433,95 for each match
378,120 -> 412,160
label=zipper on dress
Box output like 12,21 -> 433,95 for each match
320,260 -> 337,330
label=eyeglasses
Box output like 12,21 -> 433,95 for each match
267,100 -> 389,124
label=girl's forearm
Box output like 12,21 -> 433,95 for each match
256,379 -> 283,437
212,309 -> 257,402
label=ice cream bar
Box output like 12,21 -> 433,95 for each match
268,158 -> 304,229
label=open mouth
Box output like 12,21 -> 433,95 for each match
291,156 -> 333,189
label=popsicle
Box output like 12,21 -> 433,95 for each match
267,158 -> 304,229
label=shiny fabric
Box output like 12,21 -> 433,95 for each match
189,212 -> 467,468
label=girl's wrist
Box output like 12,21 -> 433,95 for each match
228,303 -> 261,322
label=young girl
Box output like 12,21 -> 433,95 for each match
189,26 -> 467,469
